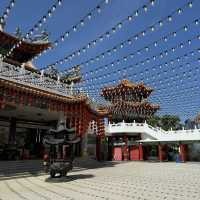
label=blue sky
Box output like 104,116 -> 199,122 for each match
1,0 -> 200,121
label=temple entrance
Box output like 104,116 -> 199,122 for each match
113,146 -> 122,161
129,145 -> 140,160
143,145 -> 158,161
22,129 -> 46,160
166,144 -> 179,161
0,125 -> 47,160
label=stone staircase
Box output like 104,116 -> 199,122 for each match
0,157 -> 111,180
0,160 -> 44,179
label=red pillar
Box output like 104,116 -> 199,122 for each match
123,136 -> 128,161
179,144 -> 186,162
108,136 -> 113,160
96,135 -> 101,161
8,117 -> 17,144
158,144 -> 163,161
108,114 -> 112,124
95,117 -> 105,161
139,144 -> 143,161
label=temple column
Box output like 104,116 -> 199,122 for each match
108,114 -> 113,124
158,143 -> 163,161
108,136 -> 113,160
96,117 -> 105,161
8,117 -> 17,144
0,92 -> 5,110
139,143 -> 143,161
81,129 -> 88,157
123,135 -> 128,161
179,143 -> 186,162
96,135 -> 101,161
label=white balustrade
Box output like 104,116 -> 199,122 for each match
106,121 -> 200,142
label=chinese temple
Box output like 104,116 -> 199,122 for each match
0,29 -> 108,161
100,81 -> 200,162
101,79 -> 160,161
101,79 -> 160,123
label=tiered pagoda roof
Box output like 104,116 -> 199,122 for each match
0,30 -> 51,64
101,79 -> 153,102
101,79 -> 159,121
0,30 -> 82,84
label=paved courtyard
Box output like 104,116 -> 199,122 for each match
0,160 -> 200,200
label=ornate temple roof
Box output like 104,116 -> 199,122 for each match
101,79 -> 159,121
0,78 -> 85,103
0,30 -> 51,64
0,77 -> 108,117
101,79 -> 153,101
109,101 -> 159,115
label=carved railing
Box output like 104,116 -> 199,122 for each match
106,121 -> 200,141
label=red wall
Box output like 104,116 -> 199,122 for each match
130,145 -> 140,160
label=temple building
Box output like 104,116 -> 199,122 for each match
0,29 -> 108,161
101,79 -> 160,123
101,80 -> 200,162
101,79 -> 159,161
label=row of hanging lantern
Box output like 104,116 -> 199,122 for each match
159,104 -> 199,112
81,60 -> 199,104
155,82 -> 199,98
155,94 -> 200,108
1,0 -> 63,61
82,48 -> 199,86
42,0 -> 157,69
34,0 -> 112,61
161,107 -> 200,116
0,0 -> 16,26
84,75 -> 199,97
50,0 -> 195,70
84,71 -> 199,104
82,33 -> 200,81
89,84 -> 200,104
154,84 -> 199,101
153,68 -> 199,87
90,95 -> 200,115
159,104 -> 200,116
131,55 -> 200,89
85,83 -> 200,112
110,95 -> 199,119
83,86 -> 199,105
85,56 -> 199,91
148,62 -> 199,90
160,104 -> 200,114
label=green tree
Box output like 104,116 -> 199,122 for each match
160,115 -> 181,131
147,115 -> 182,131
147,115 -> 161,127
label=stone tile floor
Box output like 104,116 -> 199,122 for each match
0,161 -> 200,200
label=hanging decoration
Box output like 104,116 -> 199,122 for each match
42,0 -> 194,69
0,0 -> 16,28
33,0 -> 112,61
81,33 -> 200,80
